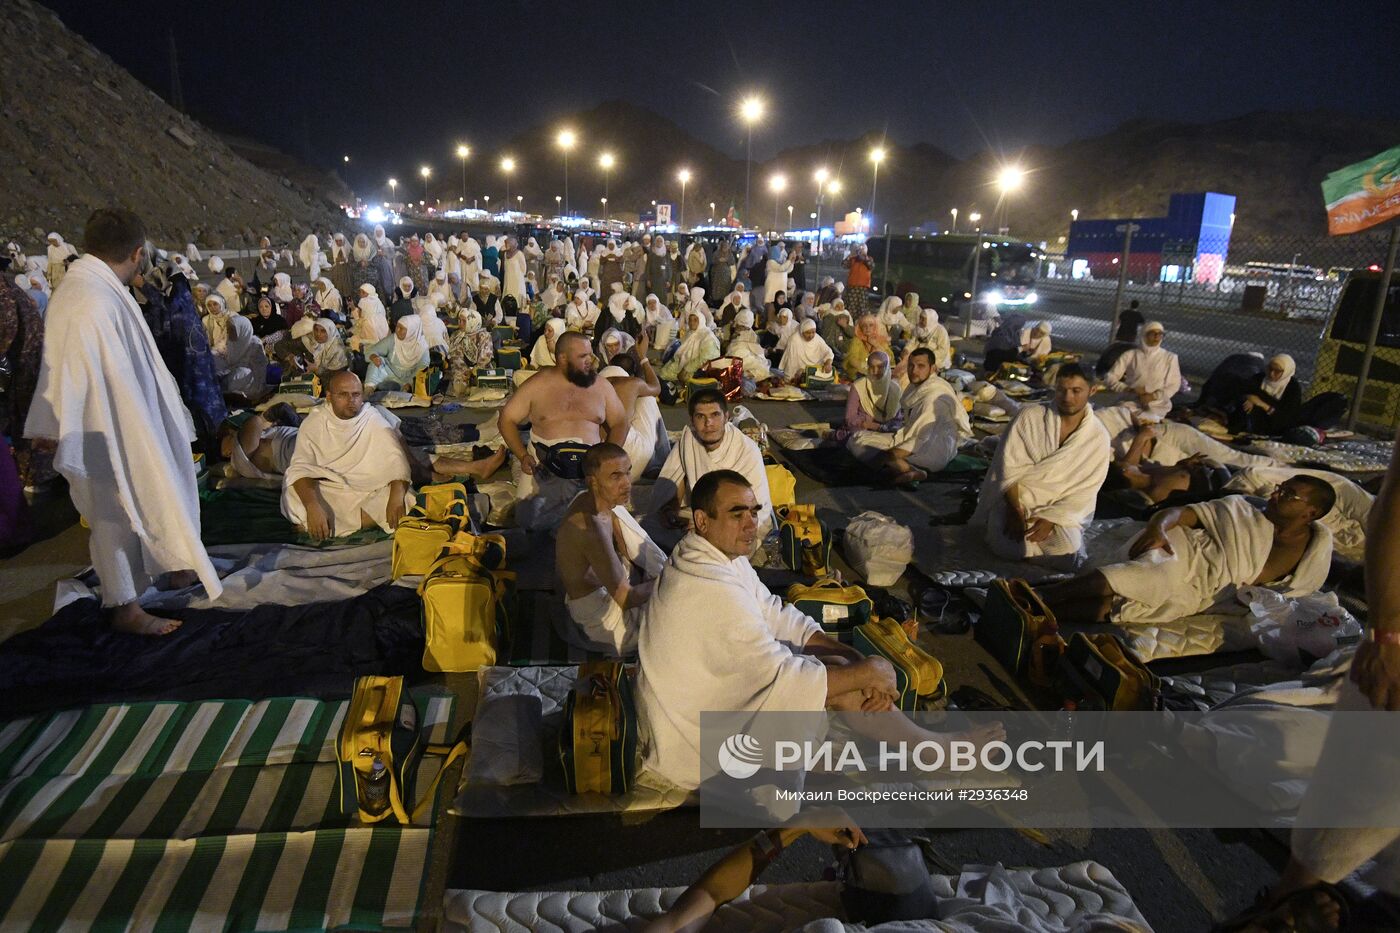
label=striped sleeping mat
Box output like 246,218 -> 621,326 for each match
0,692 -> 456,932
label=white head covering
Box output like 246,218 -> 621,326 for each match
531,318 -> 567,368
779,318 -> 834,378
305,318 -> 349,372
397,276 -> 415,299
415,296 -> 449,349
208,255 -> 225,274
675,310 -> 716,370
768,307 -> 797,346
272,272 -> 293,304
1261,353 -> 1297,399
354,286 -> 389,344
598,327 -> 637,361
856,350 -> 901,420
389,315 -> 429,372
1139,320 -> 1166,353
916,308 -> 940,336
353,233 -> 376,262
734,309 -> 755,329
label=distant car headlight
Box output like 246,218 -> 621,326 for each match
984,290 -> 1004,305
1025,292 -> 1038,305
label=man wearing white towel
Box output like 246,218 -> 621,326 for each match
25,208 -> 222,635
1038,476 -> 1336,625
971,363 -> 1111,571
555,443 -> 666,655
847,348 -> 971,486
281,371 -> 413,540
658,388 -> 773,538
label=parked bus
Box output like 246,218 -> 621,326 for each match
1309,268 -> 1400,430
865,233 -> 1041,310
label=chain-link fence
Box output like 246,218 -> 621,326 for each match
1030,230 -> 1397,392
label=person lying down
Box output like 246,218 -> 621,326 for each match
1037,476 -> 1335,626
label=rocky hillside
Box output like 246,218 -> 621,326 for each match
0,0 -> 345,253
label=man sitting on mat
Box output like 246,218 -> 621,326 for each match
555,443 -> 666,655
846,348 -> 971,486
1036,477 -> 1335,625
970,363 -> 1110,571
658,388 -> 773,539
636,470 -> 1004,791
500,330 -> 627,531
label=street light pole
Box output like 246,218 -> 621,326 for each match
677,169 -> 691,229
557,130 -> 577,216
950,207 -> 958,233
739,96 -> 764,226
868,147 -> 885,230
456,144 -> 469,201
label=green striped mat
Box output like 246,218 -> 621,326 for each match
0,692 -> 455,931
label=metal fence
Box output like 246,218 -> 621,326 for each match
1028,230 -> 1398,389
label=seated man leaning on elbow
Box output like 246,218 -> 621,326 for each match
281,370 -> 413,540
1037,475 -> 1336,626
637,469 -> 1004,791
555,442 -> 667,655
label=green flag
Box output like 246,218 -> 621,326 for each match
1322,144 -> 1400,235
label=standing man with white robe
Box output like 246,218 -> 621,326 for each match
971,363 -> 1111,570
26,209 -> 222,635
500,236 -> 528,309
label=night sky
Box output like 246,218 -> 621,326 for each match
43,0 -> 1400,190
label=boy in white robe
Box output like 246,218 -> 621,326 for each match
971,363 -> 1111,570
25,210 -> 221,635
847,348 -> 971,485
1038,478 -> 1336,625
281,371 -> 413,539
555,443 -> 667,654
659,387 -> 773,537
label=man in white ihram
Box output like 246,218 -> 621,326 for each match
846,348 -> 971,486
636,470 -> 1004,791
658,387 -> 773,539
281,371 -> 413,540
25,208 -> 222,635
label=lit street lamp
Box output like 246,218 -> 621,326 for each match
455,144 -> 470,200
388,177 -> 398,202
483,195 -> 490,213
342,154 -> 350,164
555,195 -> 562,217
598,151 -> 615,207
996,165 -> 1025,232
787,204 -> 794,229
950,207 -> 958,233
769,173 -> 787,232
709,201 -> 716,222
419,165 -> 431,200
677,169 -> 692,229
868,147 -> 886,229
516,195 -> 523,213
557,129 -> 577,216
814,169 -> 839,284
738,95 -> 764,224
501,157 -> 516,210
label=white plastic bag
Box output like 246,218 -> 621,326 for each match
1240,587 -> 1361,666
844,511 -> 914,586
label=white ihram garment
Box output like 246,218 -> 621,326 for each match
659,423 -> 773,535
280,404 -> 412,537
562,503 -> 667,655
847,374 -> 971,473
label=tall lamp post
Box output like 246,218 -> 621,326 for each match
738,95 -> 764,226
455,145 -> 469,200
996,165 -> 1025,232
813,169 -> 839,285
769,173 -> 786,233
388,177 -> 398,204
419,165 -> 431,201
963,212 -> 983,338
500,157 -> 515,211
868,147 -> 885,228
554,194 -> 562,217
557,129 -> 577,216
677,169 -> 691,229
950,207 -> 958,233
599,152 -> 615,209
787,204 -> 794,230
709,201 -> 716,222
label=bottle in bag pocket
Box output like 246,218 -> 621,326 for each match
361,755 -> 390,816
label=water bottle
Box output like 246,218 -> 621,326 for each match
362,756 -> 390,816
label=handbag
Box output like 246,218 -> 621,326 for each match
559,660 -> 638,795
975,579 -> 1065,687
786,577 -> 873,638
777,504 -> 831,574
1057,633 -> 1160,711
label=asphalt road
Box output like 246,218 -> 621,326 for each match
1020,289 -> 1327,383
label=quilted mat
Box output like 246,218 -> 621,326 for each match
442,860 -> 1152,932
919,518 -> 1142,585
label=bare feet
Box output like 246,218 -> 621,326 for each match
432,445 -> 508,482
109,602 -> 183,636
892,467 -> 927,488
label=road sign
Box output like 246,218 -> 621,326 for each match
656,203 -> 673,226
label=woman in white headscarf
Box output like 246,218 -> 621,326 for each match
530,317 -> 568,368
845,349 -> 903,433
602,282 -> 644,337
766,307 -> 798,360
723,309 -> 772,383
202,292 -> 234,354
682,286 -> 711,327
897,308 -> 951,377
313,276 -> 343,316
877,295 -> 909,339
598,327 -> 637,365
1100,320 -> 1182,419
46,232 -> 76,288
415,295 -> 450,353
779,318 -> 835,380
365,315 -> 429,391
298,317 -> 350,378
445,304 -> 495,395
214,314 -> 269,401
660,310 -> 721,383
1230,353 -> 1302,435
1021,320 -> 1053,360
350,283 -> 390,351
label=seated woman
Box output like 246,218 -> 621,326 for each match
250,294 -> 289,356
779,318 -> 835,384
1226,353 -> 1300,435
214,314 -> 270,404
597,327 -> 637,367
416,294 -> 451,366
529,317 -> 567,368
724,309 -> 776,389
446,306 -> 495,395
764,307 -> 798,364
364,316 -> 429,392
820,302 -> 855,365
715,290 -> 747,335
1021,320 -> 1052,362
763,290 -> 793,334
844,350 -> 902,434
896,308 -> 951,379
659,310 -> 720,385
876,295 -> 910,341
286,316 -> 350,381
982,314 -> 1025,375
842,313 -> 893,381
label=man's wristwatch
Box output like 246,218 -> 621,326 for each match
1369,630 -> 1400,647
